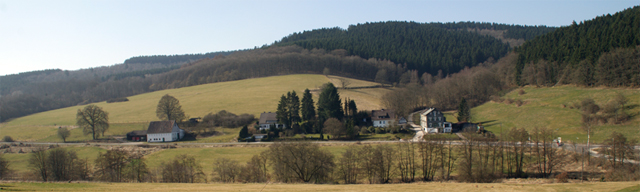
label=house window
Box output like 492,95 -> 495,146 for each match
438,117 -> 442,121
428,123 -> 432,127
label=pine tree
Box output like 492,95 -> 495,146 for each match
317,83 -> 343,121
288,91 -> 301,126
239,125 -> 250,139
276,95 -> 289,127
301,89 -> 316,122
457,98 -> 471,122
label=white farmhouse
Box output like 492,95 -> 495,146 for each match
372,109 -> 396,127
420,108 -> 452,133
147,120 -> 185,142
258,112 -> 285,130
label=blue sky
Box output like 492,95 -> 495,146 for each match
0,0 -> 637,76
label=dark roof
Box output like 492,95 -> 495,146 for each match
147,120 -> 177,134
371,109 -> 395,121
259,112 -> 277,124
127,130 -> 147,136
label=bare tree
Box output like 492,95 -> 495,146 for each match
339,78 -> 351,88
360,144 -> 395,183
57,127 -> 71,143
239,154 -> 268,183
213,158 -> 241,183
76,105 -> 109,140
0,154 -> 11,180
156,94 -> 186,122
28,148 -> 49,181
94,149 -> 129,182
397,141 -> 417,182
161,155 -> 206,183
336,145 -> 360,184
267,142 -> 335,183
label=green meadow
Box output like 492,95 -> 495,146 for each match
470,85 -> 640,143
0,74 -> 389,142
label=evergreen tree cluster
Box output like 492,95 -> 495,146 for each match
515,6 -> 640,86
276,91 -> 301,128
123,51 -> 236,65
276,21 -> 555,75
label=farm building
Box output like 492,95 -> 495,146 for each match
420,108 -> 452,133
147,120 -> 184,142
372,109 -> 399,127
126,130 -> 147,141
258,112 -> 286,130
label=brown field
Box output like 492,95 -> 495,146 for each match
0,181 -> 638,192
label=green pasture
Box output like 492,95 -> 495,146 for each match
472,85 -> 640,143
0,74 -> 389,142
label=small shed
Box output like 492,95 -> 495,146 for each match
126,130 -> 147,141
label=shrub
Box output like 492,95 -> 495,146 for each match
106,97 -> 129,103
2,136 -> 14,142
518,89 -> 526,95
556,172 -> 568,183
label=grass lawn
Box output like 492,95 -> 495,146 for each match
0,181 -> 638,192
0,74 -> 390,142
472,85 -> 640,143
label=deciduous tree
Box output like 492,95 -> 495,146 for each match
156,94 -> 186,122
76,105 -> 109,140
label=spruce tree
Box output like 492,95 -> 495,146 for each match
317,83 -> 343,121
457,98 -> 471,122
301,89 -> 316,122
288,91 -> 301,126
276,95 -> 289,127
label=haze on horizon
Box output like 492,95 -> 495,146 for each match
1,0 -> 637,76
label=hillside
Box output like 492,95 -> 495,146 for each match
275,21 -> 556,75
0,74 -> 391,142
514,6 -> 640,86
468,85 -> 640,143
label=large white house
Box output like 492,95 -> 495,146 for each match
147,120 -> 184,142
420,108 -> 452,133
258,112 -> 285,130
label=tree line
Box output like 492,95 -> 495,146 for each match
4,127 -> 634,182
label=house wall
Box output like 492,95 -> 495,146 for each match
148,133 -> 174,142
373,120 -> 394,127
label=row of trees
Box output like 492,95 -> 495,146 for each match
8,127 -> 636,182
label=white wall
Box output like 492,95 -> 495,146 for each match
148,133 -> 173,142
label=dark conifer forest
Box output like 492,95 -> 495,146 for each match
514,6 -> 640,87
275,21 -> 555,75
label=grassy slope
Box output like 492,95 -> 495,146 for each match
0,74 -> 390,142
471,85 -> 640,143
0,181 -> 638,192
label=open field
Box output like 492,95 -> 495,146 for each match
0,74 -> 390,142
0,181 -> 638,192
470,85 -> 640,143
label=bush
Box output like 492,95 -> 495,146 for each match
202,110 -> 255,128
556,172 -> 568,183
2,136 -> 14,142
518,89 -> 526,95
106,97 -> 129,103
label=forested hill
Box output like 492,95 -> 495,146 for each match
514,6 -> 640,87
123,50 -> 237,65
274,21 -> 556,75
